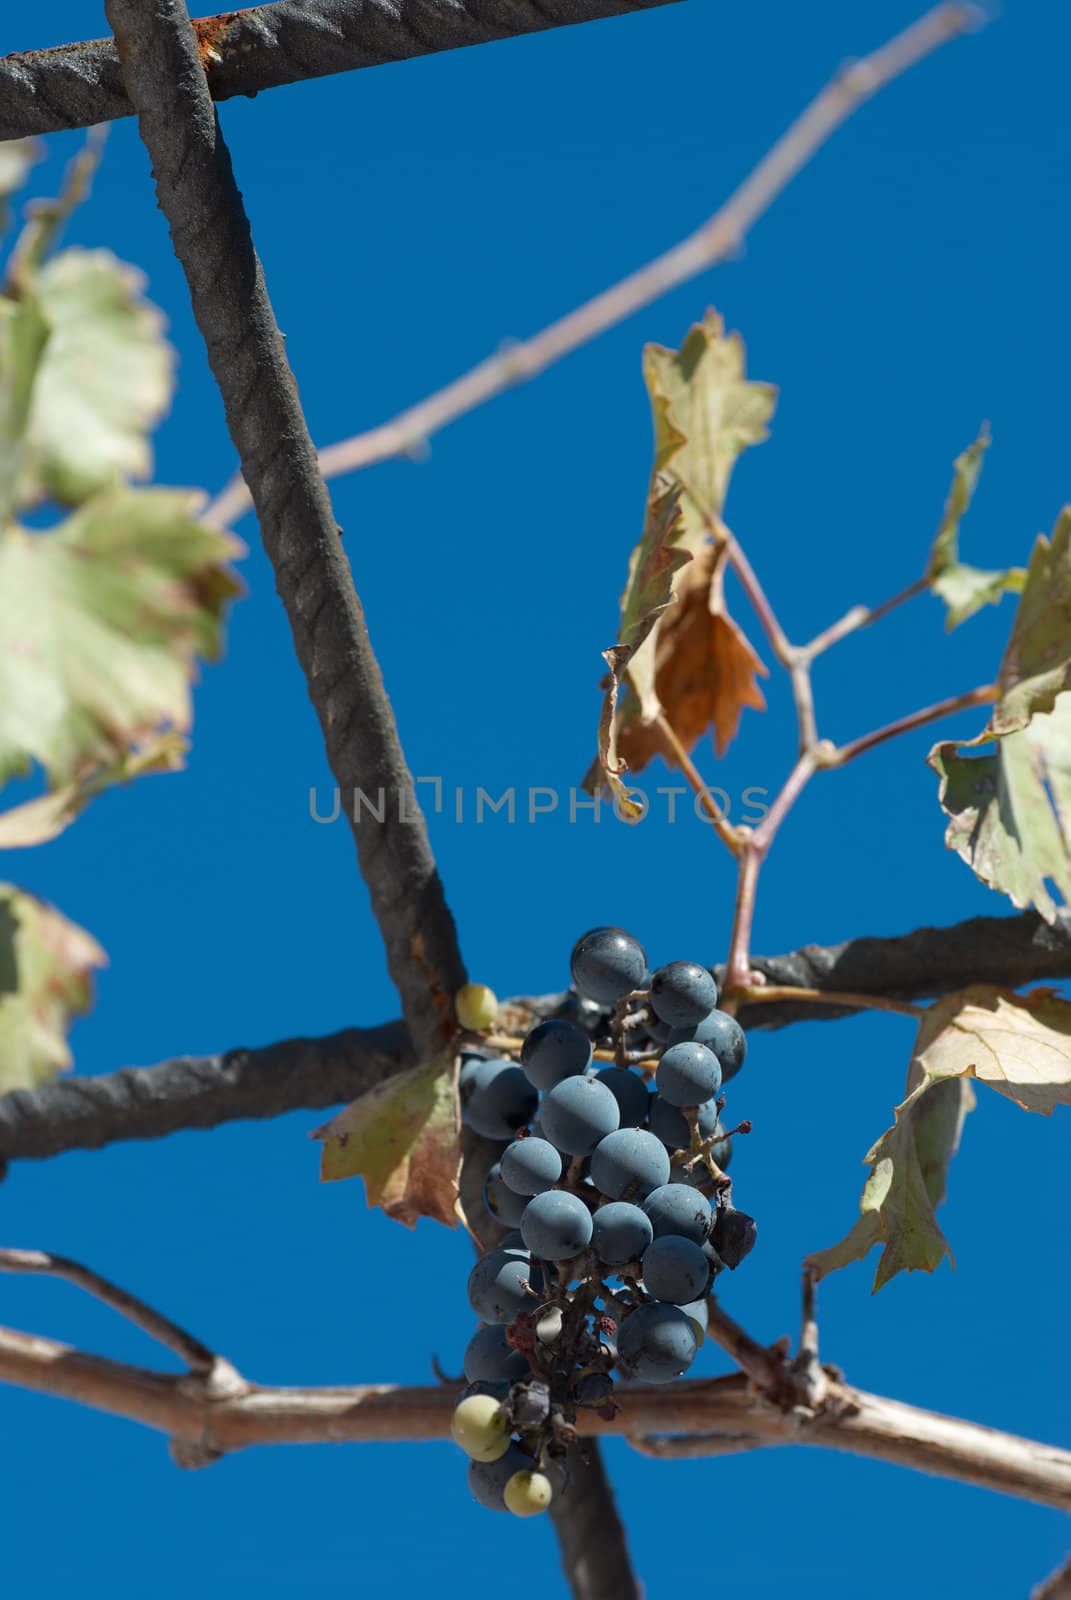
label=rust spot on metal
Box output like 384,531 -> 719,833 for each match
191,9 -> 250,69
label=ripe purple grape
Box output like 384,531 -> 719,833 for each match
467,1248 -> 538,1324
463,1061 -> 539,1141
520,1019 -> 593,1091
617,1302 -> 697,1382
649,961 -> 719,1028
643,1183 -> 712,1244
648,1094 -> 718,1152
468,1444 -> 535,1511
668,1008 -> 747,1081
589,1128 -> 670,1200
594,1066 -> 651,1127
591,1200 -> 654,1266
500,1136 -> 563,1196
641,1235 -> 710,1304
484,1162 -> 529,1227
463,1324 -> 530,1385
570,927 -> 648,1005
521,1189 -> 594,1260
540,1074 -> 620,1156
655,1041 -> 722,1108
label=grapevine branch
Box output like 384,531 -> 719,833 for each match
1,1294 -> 1069,1510
2,909 -> 1069,1168
102,0 -> 465,1063
207,2 -> 980,525
0,0 -> 680,143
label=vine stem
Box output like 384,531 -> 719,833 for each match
206,3 -> 981,525
735,985 -> 925,1020
802,574 -> 931,659
653,712 -> 741,855
825,683 -> 997,766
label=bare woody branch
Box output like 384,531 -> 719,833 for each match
207,2 -> 982,525
102,0 -> 465,1061
1033,1556 -> 1071,1600
2,1321 -> 1069,1511
0,0 -> 680,143
1,909 -> 1069,1169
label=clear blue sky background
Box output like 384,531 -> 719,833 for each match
2,2 -> 1069,1595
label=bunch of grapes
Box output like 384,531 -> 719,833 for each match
450,927 -> 756,1517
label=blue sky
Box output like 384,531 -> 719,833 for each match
1,1 -> 1069,1595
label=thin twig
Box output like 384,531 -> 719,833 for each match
653,711 -> 741,855
207,3 -> 981,524
802,574 -> 931,660
827,684 -> 997,767
0,1249 -> 233,1381
104,0 -> 466,1061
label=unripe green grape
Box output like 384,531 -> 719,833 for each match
455,983 -> 499,1032
504,1468 -> 554,1517
450,1393 -> 509,1462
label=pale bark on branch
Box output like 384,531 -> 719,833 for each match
2,1323 -> 1069,1511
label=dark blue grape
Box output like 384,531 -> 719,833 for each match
468,1444 -> 534,1511
460,1378 -> 511,1403
643,1183 -> 712,1243
617,1302 -> 697,1382
680,1299 -> 708,1345
591,1201 -> 653,1266
467,1248 -> 537,1323
521,1190 -> 594,1259
648,1094 -> 717,1152
642,1235 -> 710,1304
574,1372 -> 615,1406
655,1041 -> 722,1108
458,1053 -> 502,1107
484,1162 -> 528,1226
541,1074 -> 620,1156
644,1015 -> 673,1044
463,1062 -> 539,1141
649,961 -> 718,1027
570,927 -> 648,1005
520,1018 -> 593,1090
668,1008 -> 747,1081
463,1324 -> 529,1384
589,1128 -> 670,1199
595,1067 -> 651,1128
500,1136 -> 562,1196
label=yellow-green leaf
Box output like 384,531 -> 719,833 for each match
643,309 -> 776,546
16,247 -> 173,507
808,983 -> 1071,1291
0,734 -> 187,849
806,1076 -> 974,1292
930,510 -> 1071,920
0,289 -> 50,520
930,692 -> 1071,923
927,430 -> 1025,630
914,984 -> 1071,1115
313,1057 -> 461,1230
0,883 -> 106,1092
0,488 -> 242,793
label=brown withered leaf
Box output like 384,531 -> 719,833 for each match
313,1056 -> 460,1230
619,541 -> 767,769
